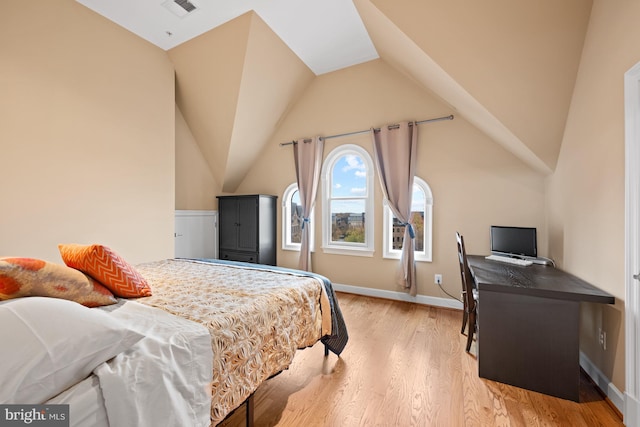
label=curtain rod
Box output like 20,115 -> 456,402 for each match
280,114 -> 454,146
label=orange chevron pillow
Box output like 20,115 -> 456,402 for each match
58,244 -> 152,298
0,257 -> 117,307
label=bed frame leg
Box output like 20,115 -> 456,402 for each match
324,344 -> 329,357
246,392 -> 254,427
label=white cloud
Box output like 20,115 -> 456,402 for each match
351,187 -> 366,194
354,170 -> 366,178
342,155 -> 365,172
335,183 -> 342,189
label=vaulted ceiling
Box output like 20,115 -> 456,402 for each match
77,0 -> 593,192
168,12 -> 315,192
360,0 -> 591,176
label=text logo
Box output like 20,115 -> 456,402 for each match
0,405 -> 69,427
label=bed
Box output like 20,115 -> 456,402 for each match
0,256 -> 347,427
133,258 -> 348,425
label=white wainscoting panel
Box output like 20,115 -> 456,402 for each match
175,210 -> 217,259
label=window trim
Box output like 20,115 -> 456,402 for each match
382,176 -> 433,262
281,183 -> 314,252
321,144 -> 374,257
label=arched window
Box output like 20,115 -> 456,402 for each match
282,183 -> 314,251
321,144 -> 374,256
382,177 -> 433,261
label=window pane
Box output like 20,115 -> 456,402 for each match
392,217 -> 405,250
412,211 -> 425,251
331,154 -> 367,198
289,190 -> 302,244
322,144 -> 374,256
330,199 -> 365,243
392,185 -> 425,251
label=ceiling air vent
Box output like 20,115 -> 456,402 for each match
175,0 -> 196,13
162,0 -> 197,17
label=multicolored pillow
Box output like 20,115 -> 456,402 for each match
0,257 -> 117,307
58,244 -> 152,298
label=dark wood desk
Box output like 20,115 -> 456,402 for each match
467,255 -> 615,401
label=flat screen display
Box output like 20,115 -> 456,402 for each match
490,226 -> 537,258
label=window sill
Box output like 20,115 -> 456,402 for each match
322,246 -> 374,257
283,246 -> 316,252
383,253 -> 432,262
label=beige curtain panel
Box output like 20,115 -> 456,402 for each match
293,136 -> 324,272
372,121 -> 418,296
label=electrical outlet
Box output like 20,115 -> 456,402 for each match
435,274 -> 442,285
599,328 -> 607,350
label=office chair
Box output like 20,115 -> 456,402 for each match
456,232 -> 477,353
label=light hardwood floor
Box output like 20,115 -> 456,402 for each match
219,292 -> 624,426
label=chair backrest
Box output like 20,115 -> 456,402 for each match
456,232 -> 476,312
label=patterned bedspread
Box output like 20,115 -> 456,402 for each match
133,258 -> 347,425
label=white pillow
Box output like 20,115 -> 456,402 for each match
0,297 -> 144,404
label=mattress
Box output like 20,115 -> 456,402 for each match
133,258 -> 342,424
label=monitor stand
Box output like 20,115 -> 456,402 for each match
531,257 -> 555,266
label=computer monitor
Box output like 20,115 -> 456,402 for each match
490,226 -> 537,258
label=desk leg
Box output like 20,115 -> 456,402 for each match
478,290 -> 580,401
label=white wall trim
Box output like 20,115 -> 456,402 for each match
175,209 -> 217,217
625,60 -> 640,426
626,393 -> 639,427
332,282 -> 463,310
174,210 -> 217,259
580,352 -> 624,416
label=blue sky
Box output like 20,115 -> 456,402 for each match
332,154 -> 425,214
331,155 -> 367,213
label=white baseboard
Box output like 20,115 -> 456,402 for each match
332,283 -> 463,310
625,392 -> 639,427
579,352 -> 624,416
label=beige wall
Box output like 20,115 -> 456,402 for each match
175,105 -> 219,210
170,12 -> 314,194
237,59 -> 547,298
547,0 -> 640,393
170,13 -> 250,189
0,0 -> 175,264
368,0 -> 591,172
